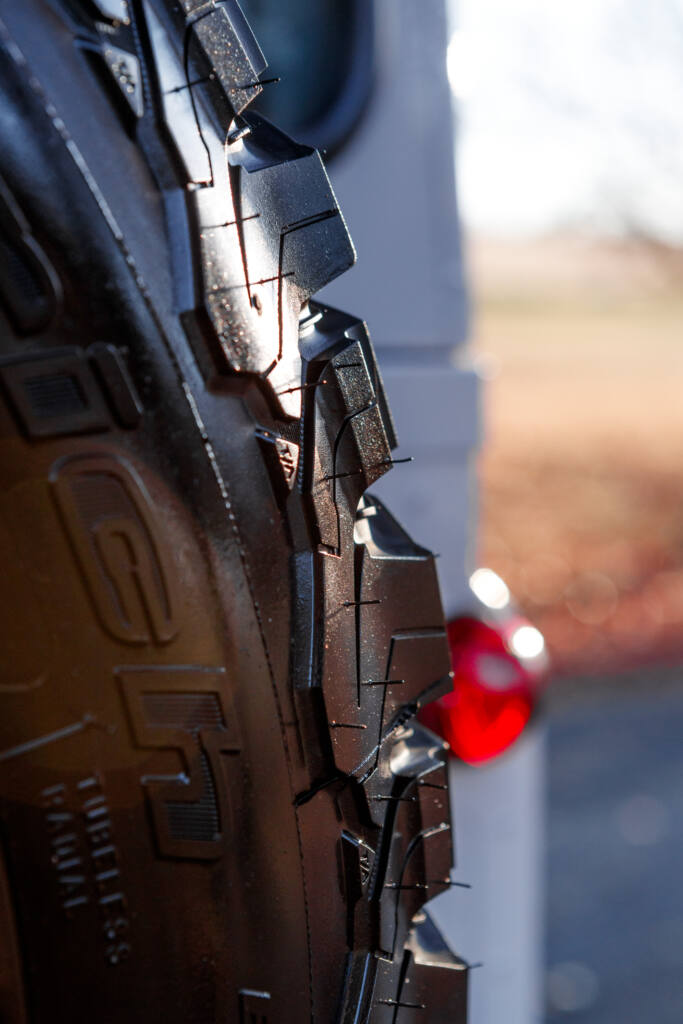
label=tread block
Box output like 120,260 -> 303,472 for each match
307,334 -> 393,552
145,5 -> 214,184
192,119 -> 355,405
356,504 -> 450,706
190,3 -> 266,118
336,952 -> 378,1024
325,630 -> 449,780
0,345 -> 142,437
100,43 -> 144,118
404,765 -> 452,896
402,913 -> 469,1023
340,830 -> 376,949
372,916 -> 468,1023
78,2 -> 143,124
371,956 -> 408,1021
255,429 -> 299,501
323,500 -> 450,778
89,342 -> 143,427
377,732 -> 452,954
90,0 -> 130,22
1,349 -> 111,437
230,120 -> 354,297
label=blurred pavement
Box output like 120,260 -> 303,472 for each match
546,666 -> 683,1021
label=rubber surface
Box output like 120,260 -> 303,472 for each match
0,1 -> 469,1020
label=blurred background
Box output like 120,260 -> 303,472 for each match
452,0 -> 683,1019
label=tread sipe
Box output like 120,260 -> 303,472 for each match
0,1 -> 469,1020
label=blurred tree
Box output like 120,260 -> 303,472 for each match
451,0 -> 683,244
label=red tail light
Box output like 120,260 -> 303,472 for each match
419,577 -> 548,764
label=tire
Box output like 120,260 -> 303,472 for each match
0,2 -> 468,1021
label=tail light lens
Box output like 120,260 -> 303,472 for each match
419,579 -> 548,765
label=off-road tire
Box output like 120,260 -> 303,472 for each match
0,1 -> 468,1021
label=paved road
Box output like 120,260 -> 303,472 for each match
546,671 -> 683,1021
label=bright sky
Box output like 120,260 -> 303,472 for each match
449,0 -> 683,241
